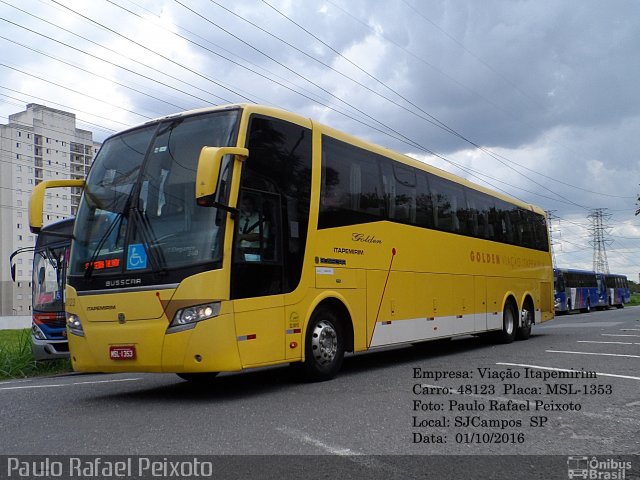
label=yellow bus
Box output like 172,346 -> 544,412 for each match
29,104 -> 553,382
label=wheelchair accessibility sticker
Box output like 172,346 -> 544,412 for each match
127,244 -> 148,270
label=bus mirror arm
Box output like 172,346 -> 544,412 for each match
29,179 -> 85,233
8,246 -> 35,282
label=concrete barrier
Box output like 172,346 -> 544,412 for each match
0,316 -> 31,330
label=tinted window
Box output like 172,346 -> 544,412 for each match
318,135 -> 548,252
391,164 -> 417,224
415,172 -> 434,229
320,136 -> 384,228
429,174 -> 466,233
232,116 -> 312,299
465,188 -> 494,240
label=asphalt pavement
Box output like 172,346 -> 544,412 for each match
1,307 -> 638,479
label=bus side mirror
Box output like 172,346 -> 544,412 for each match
11,264 -> 16,282
38,266 -> 46,285
196,147 -> 248,206
29,179 -> 85,233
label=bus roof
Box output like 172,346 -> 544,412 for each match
554,268 -> 597,275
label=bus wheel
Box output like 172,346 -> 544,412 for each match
497,301 -> 517,344
516,303 -> 533,340
302,307 -> 345,382
176,372 -> 219,383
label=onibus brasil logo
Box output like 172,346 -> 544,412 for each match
567,456 -> 632,479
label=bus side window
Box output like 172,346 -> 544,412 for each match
415,173 -> 434,229
380,161 -> 394,219
392,164 -> 416,224
349,163 -> 362,211
470,191 -> 494,240
319,136 -> 384,227
429,174 -> 464,233
465,198 -> 478,236
510,209 -> 523,245
494,200 -> 513,243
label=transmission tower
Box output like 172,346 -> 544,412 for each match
545,210 -> 560,268
588,208 -> 612,274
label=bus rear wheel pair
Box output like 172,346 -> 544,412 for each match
496,300 -> 533,343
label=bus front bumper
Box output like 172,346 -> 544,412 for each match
32,337 -> 69,361
68,313 -> 242,374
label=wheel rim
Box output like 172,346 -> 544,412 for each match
521,308 -> 532,329
505,307 -> 515,335
311,320 -> 338,366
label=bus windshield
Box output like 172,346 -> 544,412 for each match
70,110 -> 240,280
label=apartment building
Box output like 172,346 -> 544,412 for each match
0,104 -> 100,316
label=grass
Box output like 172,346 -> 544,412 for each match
0,329 -> 72,380
628,294 -> 640,307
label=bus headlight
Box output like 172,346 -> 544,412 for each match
31,323 -> 46,341
167,302 -> 221,334
66,313 -> 84,337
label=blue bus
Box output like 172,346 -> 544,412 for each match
553,268 -> 606,314
605,274 -> 630,308
10,218 -> 73,360
554,269 -> 630,313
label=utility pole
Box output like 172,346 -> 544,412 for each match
545,210 -> 560,268
588,208 -> 612,274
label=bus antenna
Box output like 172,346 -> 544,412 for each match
374,248 -> 397,326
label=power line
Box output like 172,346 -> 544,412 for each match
0,62 -> 152,120
400,0 -> 544,109
3,1 -> 634,219
4,1 -> 615,213
0,34 -> 189,113
258,0 -> 592,210
0,1 -> 232,106
0,7 -> 229,107
1,91 -> 121,132
49,0 -> 254,103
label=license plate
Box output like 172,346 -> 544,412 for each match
109,345 -> 136,360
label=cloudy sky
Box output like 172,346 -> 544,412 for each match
1,0 -> 639,279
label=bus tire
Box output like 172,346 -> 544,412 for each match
176,372 -> 219,383
516,303 -> 533,340
301,307 -> 345,382
497,301 -> 517,344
